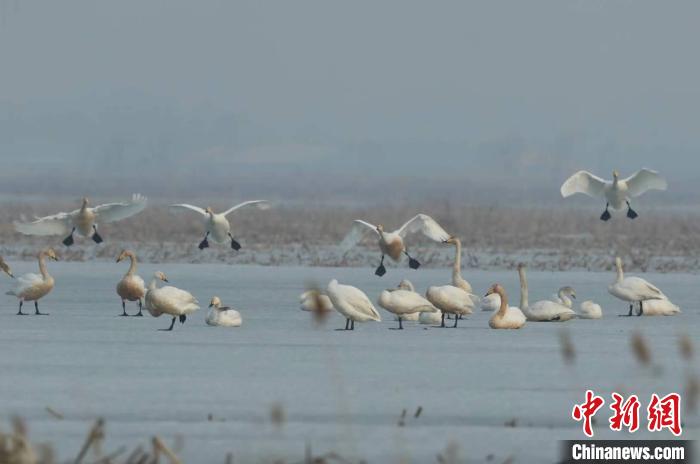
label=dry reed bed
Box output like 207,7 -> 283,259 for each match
1,202 -> 699,271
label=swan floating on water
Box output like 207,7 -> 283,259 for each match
517,265 -> 576,322
340,214 -> 450,276
326,279 -> 381,330
145,272 -> 200,331
14,194 -> 147,246
608,257 -> 665,316
0,256 -> 13,278
485,284 -> 526,329
561,169 -> 666,221
299,290 -> 334,312
206,296 -> 243,327
378,280 -> 437,329
169,200 -> 270,250
116,250 -> 146,317
6,248 -> 58,315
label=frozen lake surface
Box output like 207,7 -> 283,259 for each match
0,263 -> 698,462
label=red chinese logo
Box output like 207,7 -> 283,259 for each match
647,393 -> 682,436
572,390 -> 605,437
609,393 -> 641,432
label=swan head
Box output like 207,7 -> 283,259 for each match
558,286 -> 576,299
81,197 -> 89,208
376,224 -> 384,232
205,207 -> 214,215
116,250 -> 132,263
209,296 -> 222,308
614,256 -> 623,270
397,279 -> 414,291
485,283 -> 504,297
443,236 -> 460,245
43,248 -> 59,261
612,170 -> 619,180
154,271 -> 169,283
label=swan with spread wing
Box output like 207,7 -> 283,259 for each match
340,214 -> 450,276
560,169 -> 666,220
14,194 -> 147,246
169,200 -> 270,250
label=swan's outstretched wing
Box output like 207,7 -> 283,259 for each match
93,194 -> 148,223
624,169 -> 667,197
560,171 -> 607,198
14,211 -> 73,236
397,214 -> 450,242
169,204 -> 208,216
339,220 -> 379,250
223,200 -> 270,216
0,256 -> 13,278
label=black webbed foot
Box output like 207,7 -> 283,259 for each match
92,231 -> 103,244
179,314 -> 187,324
229,235 -> 242,251
62,234 -> 74,247
198,238 -> 209,250
600,209 -> 611,221
408,257 -> 421,270
375,264 -> 387,277
627,207 -> 638,219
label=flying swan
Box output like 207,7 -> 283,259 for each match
145,272 -> 200,331
0,256 -> 14,278
485,284 -> 526,330
206,296 -> 243,327
608,257 -> 665,316
560,169 -> 666,221
14,194 -> 147,246
326,279 -> 381,330
116,250 -> 146,317
169,200 -> 270,250
340,214 -> 450,276
6,248 -> 58,315
517,264 -> 576,322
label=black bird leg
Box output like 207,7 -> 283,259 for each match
159,317 -> 177,331
135,299 -> 143,317
198,231 -> 210,250
405,250 -> 421,270
228,233 -> 241,251
92,225 -> 103,244
600,203 -> 611,221
120,300 -> 129,316
626,201 -> 638,219
16,301 -> 25,316
62,228 -> 76,247
34,301 -> 48,315
375,255 -> 387,277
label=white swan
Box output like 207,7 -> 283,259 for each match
485,284 -> 526,329
0,255 -> 13,278
480,293 -> 500,311
326,279 -> 381,330
14,194 -> 147,246
378,280 -> 437,329
116,250 -> 146,317
518,265 -> 576,322
6,248 -> 58,315
206,296 -> 243,327
169,200 -> 269,250
299,290 -> 334,312
340,214 -> 450,276
608,257 -> 665,316
578,300 -> 603,319
551,286 -> 577,308
425,284 -> 476,328
632,298 -> 680,316
145,271 -> 200,331
444,236 -> 473,293
561,169 -> 666,221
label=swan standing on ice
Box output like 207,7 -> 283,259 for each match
0,256 -> 14,278
485,284 -> 526,329
14,194 -> 147,246
578,301 -> 603,319
632,298 -> 680,316
326,279 -> 381,330
145,272 -> 200,331
378,280 -> 437,329
425,284 -> 476,328
391,280 -> 422,321
560,169 -> 666,221
518,265 -> 576,322
169,200 -> 270,250
206,296 -> 243,327
116,250 -> 145,317
299,290 -> 333,312
340,214 -> 450,276
6,248 -> 58,315
608,257 -> 665,316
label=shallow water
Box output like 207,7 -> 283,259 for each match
0,262 -> 698,462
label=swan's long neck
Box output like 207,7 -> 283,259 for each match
38,252 -> 49,279
125,253 -> 137,277
452,239 -> 462,282
148,279 -> 159,291
496,288 -> 508,318
518,267 -> 529,309
615,259 -> 624,283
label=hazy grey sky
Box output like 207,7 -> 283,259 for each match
0,1 -> 698,204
